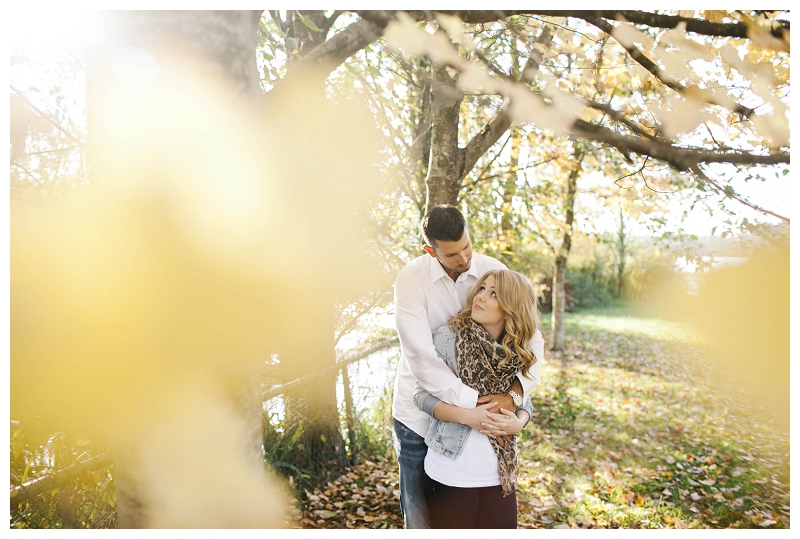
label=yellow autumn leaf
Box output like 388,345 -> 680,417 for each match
704,10 -> 727,24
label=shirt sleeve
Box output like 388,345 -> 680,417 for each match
395,270 -> 479,409
413,382 -> 442,417
517,328 -> 544,400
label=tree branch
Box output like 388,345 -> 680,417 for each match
572,119 -> 788,170
10,85 -> 84,148
269,18 -> 383,95
355,10 -> 788,39
690,165 -> 789,222
584,16 -> 756,119
462,29 -> 551,180
579,10 -> 789,39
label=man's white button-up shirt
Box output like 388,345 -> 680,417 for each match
392,252 -> 544,437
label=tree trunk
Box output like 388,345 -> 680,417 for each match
551,253 -> 568,351
410,59 -> 433,214
424,62 -> 465,209
499,126 -> 523,263
278,295 -> 348,476
266,11 -> 349,478
86,10 -> 263,191
616,206 -> 627,298
84,10 -> 267,528
550,144 -> 585,351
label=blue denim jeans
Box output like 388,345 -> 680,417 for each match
392,418 -> 430,529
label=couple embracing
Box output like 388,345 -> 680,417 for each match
392,205 -> 544,529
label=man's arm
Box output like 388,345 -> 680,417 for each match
395,271 -> 478,409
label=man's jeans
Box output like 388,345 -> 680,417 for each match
392,418 -> 430,529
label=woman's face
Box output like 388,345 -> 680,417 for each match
471,274 -> 505,338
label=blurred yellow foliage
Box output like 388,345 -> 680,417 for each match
648,242 -> 789,419
11,41 -> 383,527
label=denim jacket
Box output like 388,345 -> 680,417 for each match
413,325 -> 534,460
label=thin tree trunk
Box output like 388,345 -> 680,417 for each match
500,126 -> 522,258
617,206 -> 627,298
551,144 -> 585,351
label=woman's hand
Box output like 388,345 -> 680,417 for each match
479,408 -> 526,439
432,400 -> 497,431
455,402 -> 496,431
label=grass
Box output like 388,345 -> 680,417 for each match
517,305 -> 790,528
298,303 -> 790,529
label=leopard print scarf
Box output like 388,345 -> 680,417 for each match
456,318 -> 523,496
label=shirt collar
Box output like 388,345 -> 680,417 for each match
428,254 -> 449,282
427,253 -> 480,283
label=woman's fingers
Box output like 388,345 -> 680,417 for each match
486,408 -> 516,421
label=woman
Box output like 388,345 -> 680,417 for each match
413,269 -> 540,528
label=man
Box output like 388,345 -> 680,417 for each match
392,205 -> 544,528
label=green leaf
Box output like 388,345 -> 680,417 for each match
297,12 -> 323,32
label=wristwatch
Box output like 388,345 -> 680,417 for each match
508,390 -> 523,407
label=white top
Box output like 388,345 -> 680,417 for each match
392,252 -> 544,437
424,429 -> 499,487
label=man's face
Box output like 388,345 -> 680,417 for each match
424,230 -> 473,275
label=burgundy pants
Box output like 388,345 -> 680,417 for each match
424,474 -> 517,529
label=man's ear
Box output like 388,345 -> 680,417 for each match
423,245 -> 436,258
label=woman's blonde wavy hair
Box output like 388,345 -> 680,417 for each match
449,269 -> 540,377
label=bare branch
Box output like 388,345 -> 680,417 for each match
462,28 -> 552,179
267,10 -> 289,35
10,85 -> 84,148
690,165 -> 789,222
269,18 -> 383,96
583,98 -> 656,141
355,10 -> 788,39
584,16 -> 756,119
571,119 -> 788,170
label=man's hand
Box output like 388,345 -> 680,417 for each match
477,392 -> 513,413
477,376 -> 523,413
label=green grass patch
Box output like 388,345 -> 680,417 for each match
519,305 -> 789,529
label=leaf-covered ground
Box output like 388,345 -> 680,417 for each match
290,306 -> 790,529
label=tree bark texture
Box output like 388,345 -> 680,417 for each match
551,145 -> 585,352
425,63 -> 465,209
410,59 -> 433,214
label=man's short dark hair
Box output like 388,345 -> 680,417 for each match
421,205 -> 467,248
